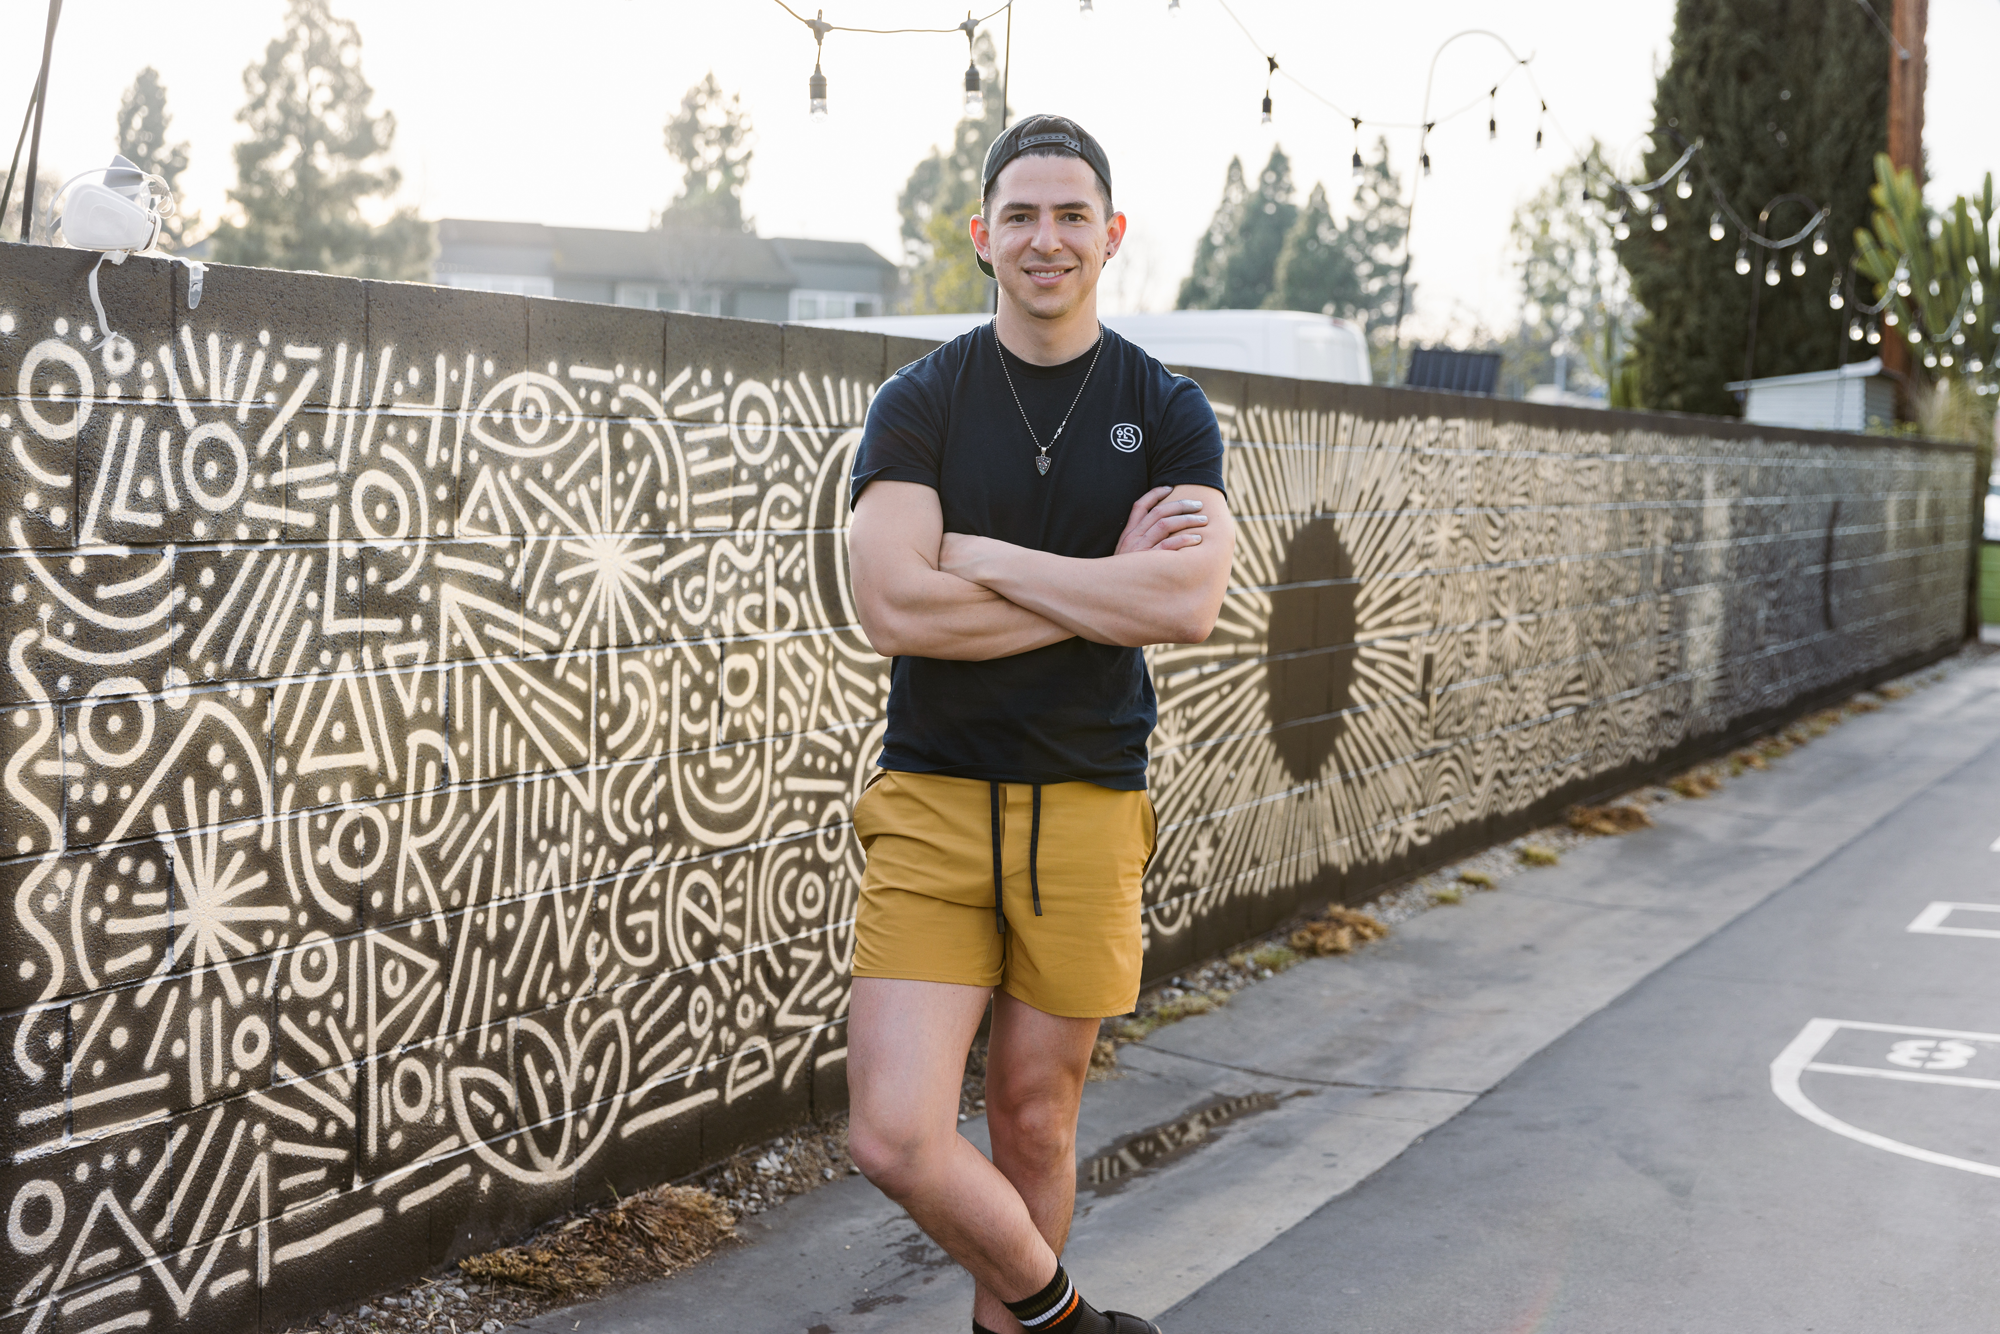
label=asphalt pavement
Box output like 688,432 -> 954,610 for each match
520,649 -> 2000,1334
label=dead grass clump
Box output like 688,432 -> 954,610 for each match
1730,749 -> 1767,774
1565,803 -> 1654,836
459,1184 -> 734,1297
1517,844 -> 1561,867
1668,769 -> 1724,799
1251,942 -> 1301,973
1431,886 -> 1463,905
1087,1037 -> 1119,1079
1458,869 -> 1496,889
1290,905 -> 1391,956
1847,696 -> 1883,714
1880,683 -> 1910,701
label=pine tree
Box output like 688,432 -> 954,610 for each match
1178,147 -> 1298,310
662,73 -> 754,232
209,0 -> 431,278
1268,140 -> 1409,331
1619,0 -> 1889,414
1177,156 -> 1247,310
115,67 -> 196,251
896,33 -> 1005,314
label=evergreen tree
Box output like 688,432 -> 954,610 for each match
1619,0 -> 1889,414
1177,156 -> 1247,310
1268,139 -> 1409,331
115,67 -> 195,251
662,73 -> 754,232
896,33 -> 1005,314
1178,147 -> 1297,310
209,0 -> 431,278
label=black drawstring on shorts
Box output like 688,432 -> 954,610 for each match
988,780 -> 1046,934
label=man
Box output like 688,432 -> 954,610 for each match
842,116 -> 1233,1334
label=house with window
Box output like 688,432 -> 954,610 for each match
433,219 -> 898,321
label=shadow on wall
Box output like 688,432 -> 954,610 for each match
0,246 -> 1977,1334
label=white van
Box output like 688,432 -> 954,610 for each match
806,308 -> 1372,385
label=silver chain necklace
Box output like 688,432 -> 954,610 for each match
993,322 -> 1105,476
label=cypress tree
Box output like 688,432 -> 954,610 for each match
1268,140 -> 1409,330
896,32 -> 1006,314
1178,147 -> 1298,310
662,73 -> 754,233
1619,0 -> 1889,414
114,67 -> 195,251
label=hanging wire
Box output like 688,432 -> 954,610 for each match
770,0 -> 1010,36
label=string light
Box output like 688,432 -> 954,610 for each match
1535,100 -> 1545,149
1488,86 -> 1498,140
1168,0 -> 1181,12
1812,225 -> 1829,256
1079,0 -> 1093,14
806,9 -> 832,119
1419,121 -> 1434,176
959,15 -> 983,117
1650,211 -> 1667,232
1849,319 -> 1864,341
1830,274 -> 1845,309
1262,55 -> 1277,124
1736,244 -> 1751,276
1710,212 -> 1726,241
1676,172 -> 1693,199
1789,249 -> 1806,277
1350,117 -> 1364,178
1884,310 -> 1899,326
1866,322 -> 1882,345
1765,257 -> 1780,286
1613,210 -> 1630,241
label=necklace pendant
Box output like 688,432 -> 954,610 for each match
1035,452 -> 1051,476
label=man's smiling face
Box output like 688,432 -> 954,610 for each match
973,154 -> 1126,323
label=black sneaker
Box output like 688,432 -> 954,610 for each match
1106,1314 -> 1164,1333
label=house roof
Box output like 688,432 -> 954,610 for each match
1724,357 -> 1886,392
435,219 -> 892,290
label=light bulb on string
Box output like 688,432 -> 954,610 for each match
1884,310 -> 1899,326
1829,275 -> 1844,309
1261,56 -> 1277,124
1735,244 -> 1751,276
1925,352 -> 1938,367
1849,319 -> 1864,341
1079,0 -> 1093,15
1972,358 -> 1986,372
1709,213 -> 1725,242
1789,249 -> 1806,278
1261,93 -> 1273,124
959,16 -> 982,117
1676,173 -> 1693,199
1651,211 -> 1667,232
1420,122 -> 1434,176
1613,211 -> 1630,241
1909,327 -> 1922,344
1630,191 -> 1650,211
1866,323 -> 1882,345
1942,353 -> 1954,367
1535,100 -> 1546,149
1812,225 -> 1828,257
1953,331 -> 1966,346
1896,277 -> 1911,297
1350,118 -> 1363,178
1488,86 -> 1497,141
1168,0 -> 1181,12
1765,258 -> 1780,286
807,10 -> 831,120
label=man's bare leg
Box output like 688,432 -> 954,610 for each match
848,977 -> 1064,1304
972,990 -> 1101,1333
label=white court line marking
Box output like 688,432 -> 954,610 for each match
1906,901 -> 2000,939
1772,1018 -> 2000,1180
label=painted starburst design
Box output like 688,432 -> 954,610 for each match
163,779 -> 284,1000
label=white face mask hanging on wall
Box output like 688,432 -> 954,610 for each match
51,154 -> 207,356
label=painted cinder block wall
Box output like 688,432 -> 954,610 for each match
0,246 -> 1973,1332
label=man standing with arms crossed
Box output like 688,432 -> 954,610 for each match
844,116 -> 1234,1334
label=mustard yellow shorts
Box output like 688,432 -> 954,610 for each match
851,770 -> 1157,1019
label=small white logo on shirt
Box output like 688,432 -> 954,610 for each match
1110,423 -> 1143,452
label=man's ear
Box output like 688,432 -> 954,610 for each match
969,213 -> 992,268
1103,210 -> 1128,262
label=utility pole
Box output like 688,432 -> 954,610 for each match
1881,0 -> 1925,403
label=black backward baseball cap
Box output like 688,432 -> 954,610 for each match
977,114 -> 1114,277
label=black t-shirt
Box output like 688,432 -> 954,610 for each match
850,322 -> 1226,789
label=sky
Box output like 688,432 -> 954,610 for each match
3,0 -> 1996,342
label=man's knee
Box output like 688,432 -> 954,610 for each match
848,1110 -> 944,1199
986,1084 -> 1079,1166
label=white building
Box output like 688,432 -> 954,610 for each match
1723,357 -> 1895,433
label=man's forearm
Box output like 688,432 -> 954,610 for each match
946,541 -> 1227,647
861,567 -> 1075,661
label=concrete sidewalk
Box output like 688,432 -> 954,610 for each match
519,653 -> 2000,1333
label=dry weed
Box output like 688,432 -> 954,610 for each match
1087,1037 -> 1120,1080
1458,869 -> 1496,889
1290,906 -> 1391,956
459,1184 -> 734,1298
1431,886 -> 1463,905
1565,803 -> 1654,836
1668,769 -> 1724,799
1518,844 -> 1561,866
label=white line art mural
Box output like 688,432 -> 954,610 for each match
0,248 -> 1974,1331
